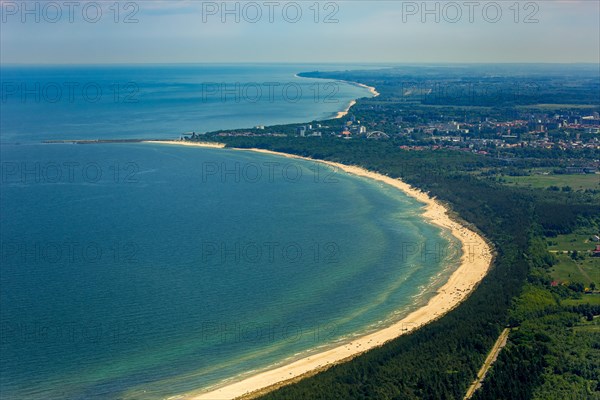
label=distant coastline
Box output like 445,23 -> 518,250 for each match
329,80 -> 379,119
352,81 -> 380,98
144,140 -> 225,148
147,141 -> 494,400
294,72 -> 379,120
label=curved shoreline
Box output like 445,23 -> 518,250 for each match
333,99 -> 357,119
147,141 -> 494,400
352,81 -> 380,98
294,73 -> 379,119
331,81 -> 379,119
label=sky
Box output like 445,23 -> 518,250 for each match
1,0 -> 599,64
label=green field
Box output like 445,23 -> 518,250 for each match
499,173 -> 600,191
563,295 -> 600,307
547,230 -> 599,288
549,254 -> 598,287
547,232 -> 600,252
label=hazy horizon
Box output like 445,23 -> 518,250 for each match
2,61 -> 599,66
2,0 -> 598,65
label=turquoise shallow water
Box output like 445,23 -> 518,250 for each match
0,65 -> 461,399
0,143 -> 461,399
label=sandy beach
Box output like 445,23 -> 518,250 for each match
294,73 -> 378,119
151,143 -> 494,400
144,140 -> 226,148
333,81 -> 379,119
334,100 -> 357,119
354,82 -> 380,97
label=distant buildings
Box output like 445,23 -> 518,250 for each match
208,106 -> 599,154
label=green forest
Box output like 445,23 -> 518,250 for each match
197,137 -> 599,399
196,64 -> 599,399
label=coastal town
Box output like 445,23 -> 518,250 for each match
202,108 -> 600,166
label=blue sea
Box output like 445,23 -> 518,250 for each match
0,64 -> 461,399
0,64 -> 377,142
